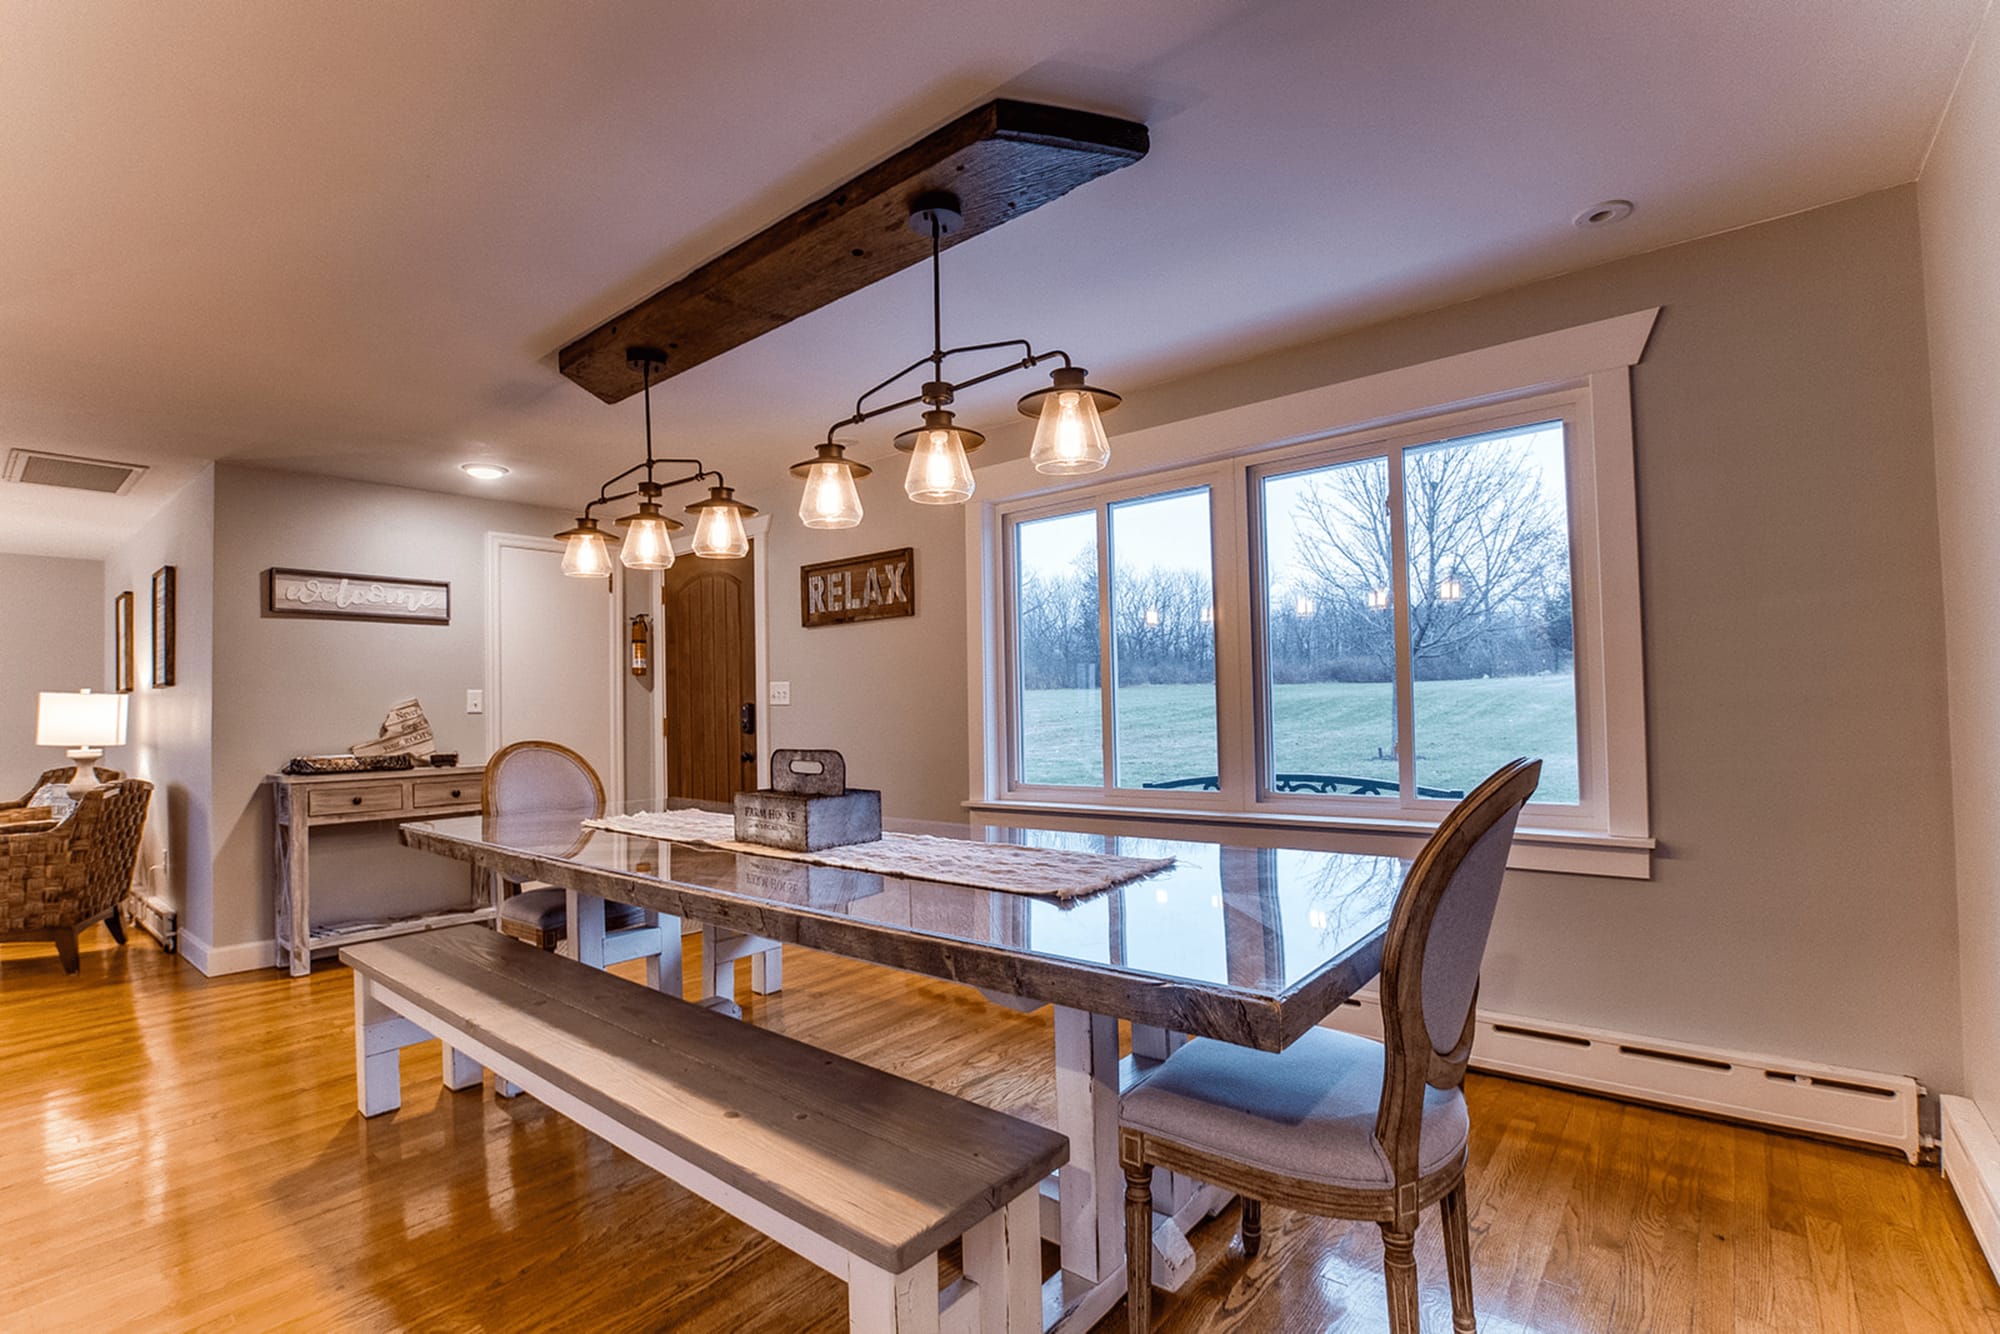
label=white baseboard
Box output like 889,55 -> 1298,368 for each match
177,934 -> 277,976
1943,1095 -> 2000,1282
1323,991 -> 1923,1162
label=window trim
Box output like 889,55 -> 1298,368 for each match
966,308 -> 1657,876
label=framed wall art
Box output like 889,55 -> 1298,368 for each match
113,590 -> 135,693
151,566 -> 176,688
264,567 -> 451,625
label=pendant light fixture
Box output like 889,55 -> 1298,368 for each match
791,439 -> 870,529
801,192 -> 1125,523
557,348 -> 758,577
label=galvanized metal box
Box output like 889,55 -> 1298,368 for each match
733,748 -> 883,852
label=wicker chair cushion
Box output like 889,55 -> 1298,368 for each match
499,888 -> 648,934
1120,1027 -> 1469,1191
1,780 -> 151,934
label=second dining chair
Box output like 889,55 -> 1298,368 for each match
1118,756 -> 1542,1333
485,740 -> 682,992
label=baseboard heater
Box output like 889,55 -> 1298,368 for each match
124,892 -> 177,955
1322,992 -> 1923,1163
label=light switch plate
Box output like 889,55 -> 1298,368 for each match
768,681 -> 791,706
466,688 -> 484,715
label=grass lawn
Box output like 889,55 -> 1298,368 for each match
1021,675 -> 1578,803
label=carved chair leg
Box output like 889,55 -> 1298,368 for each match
1379,1225 -> 1421,1334
1124,1156 -> 1154,1332
1240,1198 -> 1263,1259
1442,1180 -> 1477,1332
53,930 -> 81,974
104,911 -> 127,946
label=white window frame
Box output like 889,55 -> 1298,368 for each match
966,309 -> 1657,877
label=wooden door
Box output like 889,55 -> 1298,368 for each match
662,546 -> 757,801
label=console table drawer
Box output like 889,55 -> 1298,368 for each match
307,783 -> 407,818
412,777 -> 476,807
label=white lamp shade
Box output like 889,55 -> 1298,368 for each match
37,690 -> 127,748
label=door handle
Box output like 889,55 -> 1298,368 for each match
740,752 -> 755,763
740,702 -> 756,735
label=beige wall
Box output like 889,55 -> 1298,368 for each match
207,465 -> 575,961
103,470 -> 216,945
0,553 -> 104,783
758,186 -> 1963,1087
761,503 -> 970,824
1922,10 -> 2000,1120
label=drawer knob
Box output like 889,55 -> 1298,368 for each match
450,789 -> 461,799
351,796 -> 362,806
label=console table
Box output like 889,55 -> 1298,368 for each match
272,765 -> 487,976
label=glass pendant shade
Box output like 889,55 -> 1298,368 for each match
791,442 -> 869,530
616,501 -> 679,571
1019,366 -> 1119,476
687,485 -> 756,559
556,519 -> 614,579
897,410 -> 980,505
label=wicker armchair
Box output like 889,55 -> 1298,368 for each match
0,779 -> 151,973
2,766 -> 124,810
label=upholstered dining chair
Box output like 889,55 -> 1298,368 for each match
484,741 -> 681,986
1118,757 -> 1542,1333
0,778 -> 152,973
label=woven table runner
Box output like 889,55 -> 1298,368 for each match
583,808 -> 1171,900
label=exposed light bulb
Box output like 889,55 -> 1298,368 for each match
559,526 -> 613,579
619,511 -> 676,570
1026,368 -> 1113,475
798,460 -> 863,529
905,428 -> 975,504
692,504 -> 749,559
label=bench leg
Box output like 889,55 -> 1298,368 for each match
750,943 -> 783,995
847,1253 -> 939,1334
963,1192 -> 1041,1333
495,1077 -> 523,1098
442,1043 -> 483,1092
354,977 -> 403,1118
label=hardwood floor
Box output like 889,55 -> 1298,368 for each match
3,926 -> 1996,1333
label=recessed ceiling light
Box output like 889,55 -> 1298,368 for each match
460,462 -> 510,480
1573,199 -> 1635,228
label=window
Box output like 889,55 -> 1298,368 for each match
979,310 -> 1655,873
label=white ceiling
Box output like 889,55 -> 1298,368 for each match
0,0 -> 1983,557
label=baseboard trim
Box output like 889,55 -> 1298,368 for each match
1943,1096 -> 2000,1281
177,934 -> 277,977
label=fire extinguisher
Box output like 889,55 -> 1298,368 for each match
629,614 -> 652,678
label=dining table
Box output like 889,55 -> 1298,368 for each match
401,801 -> 1410,1333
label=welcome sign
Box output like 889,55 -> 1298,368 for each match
266,568 -> 451,624
799,547 -> 915,628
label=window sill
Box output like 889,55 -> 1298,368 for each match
965,798 -> 1654,880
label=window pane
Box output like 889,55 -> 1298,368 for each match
1260,456 -> 1398,797
1405,421 -> 1579,803
1110,489 -> 1217,789
1015,510 -> 1102,786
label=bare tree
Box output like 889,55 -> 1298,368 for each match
1291,438 -> 1567,676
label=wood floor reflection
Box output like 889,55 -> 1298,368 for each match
3,928 -> 1996,1332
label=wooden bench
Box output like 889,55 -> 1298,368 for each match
341,926 -> 1065,1333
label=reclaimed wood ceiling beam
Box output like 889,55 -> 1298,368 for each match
557,99 -> 1149,403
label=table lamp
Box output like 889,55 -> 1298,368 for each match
36,689 -> 128,796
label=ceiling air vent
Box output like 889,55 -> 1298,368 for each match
3,449 -> 148,496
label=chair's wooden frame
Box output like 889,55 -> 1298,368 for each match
482,739 -> 609,952
1119,757 -> 1542,1333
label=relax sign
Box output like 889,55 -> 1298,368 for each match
800,547 -> 915,628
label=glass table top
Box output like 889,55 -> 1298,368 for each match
408,800 -> 1411,1003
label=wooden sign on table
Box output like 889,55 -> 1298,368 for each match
265,567 -> 451,624
799,547 -> 914,628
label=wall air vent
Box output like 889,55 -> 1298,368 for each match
3,449 -> 148,495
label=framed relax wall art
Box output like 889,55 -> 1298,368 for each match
113,590 -> 135,693
151,566 -> 176,688
800,547 -> 915,628
265,568 -> 451,625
